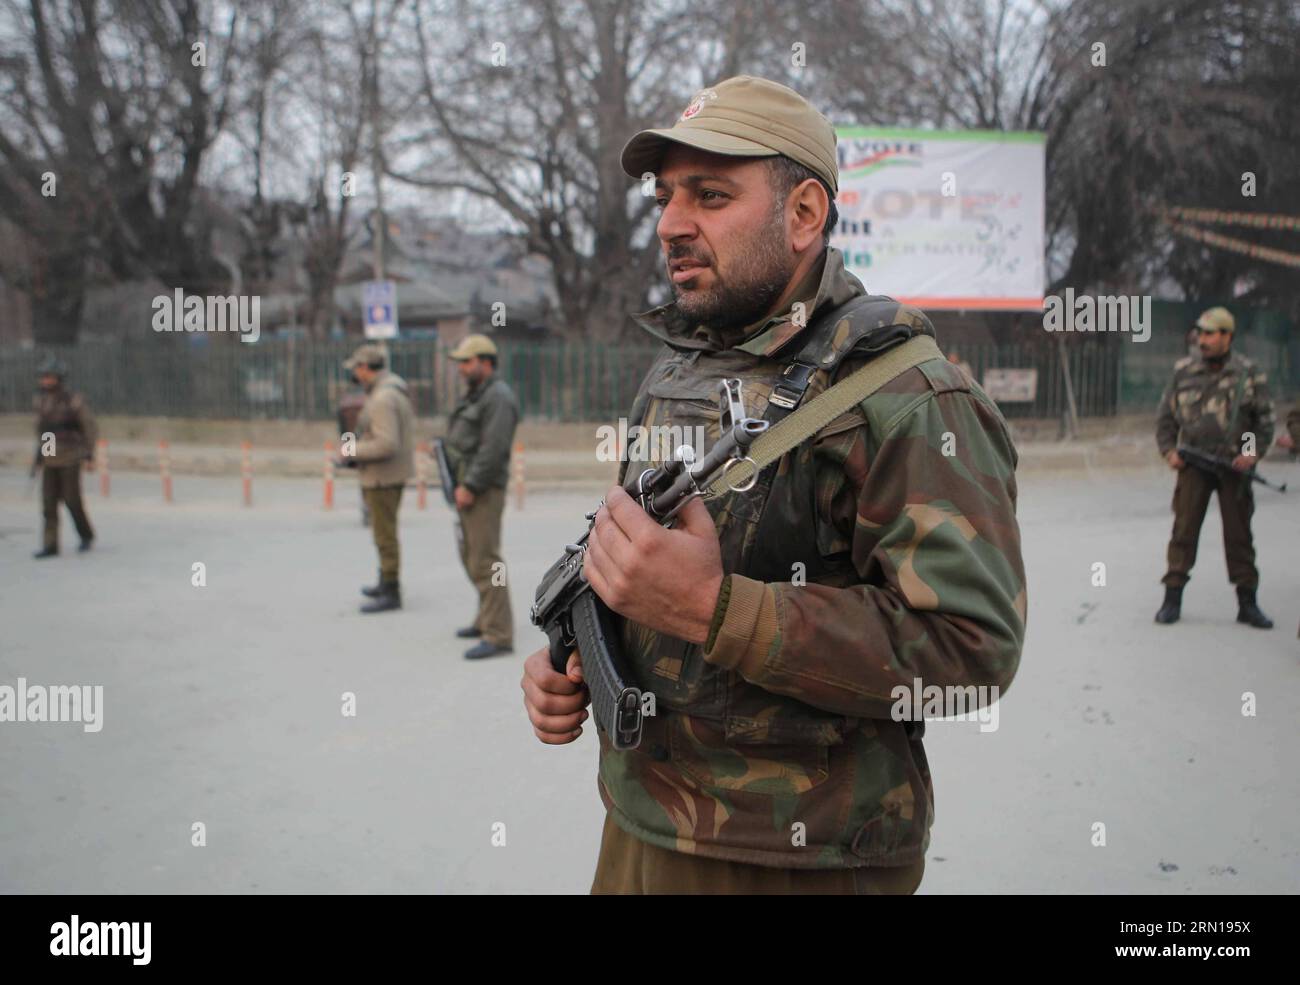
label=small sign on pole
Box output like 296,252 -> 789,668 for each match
981,368 -> 1039,404
363,280 -> 399,339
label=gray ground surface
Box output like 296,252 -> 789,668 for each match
1,461 -> 1296,894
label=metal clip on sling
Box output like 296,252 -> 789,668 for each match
626,379 -> 769,520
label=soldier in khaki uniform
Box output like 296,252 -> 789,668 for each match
520,77 -> 1026,894
340,344 -> 415,614
1155,306 -> 1275,628
443,334 -> 519,660
31,359 -> 98,558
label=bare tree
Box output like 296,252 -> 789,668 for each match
0,0 -> 241,343
386,0 -> 775,341
803,0 -> 1300,313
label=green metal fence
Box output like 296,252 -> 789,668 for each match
0,337 -> 665,422
2,305 -> 1292,422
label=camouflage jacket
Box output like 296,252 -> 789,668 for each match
33,386 -> 98,467
445,377 -> 519,493
598,248 -> 1026,869
1156,352 -> 1275,458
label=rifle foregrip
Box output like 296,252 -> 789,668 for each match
570,591 -> 644,751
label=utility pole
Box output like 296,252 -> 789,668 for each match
1057,334 -> 1080,440
366,24 -> 385,283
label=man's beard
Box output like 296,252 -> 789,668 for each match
669,209 -> 795,338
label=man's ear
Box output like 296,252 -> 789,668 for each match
789,178 -> 828,252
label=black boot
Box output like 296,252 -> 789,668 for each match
1154,586 -> 1182,624
361,571 -> 384,597
360,581 -> 401,613
1236,587 -> 1273,629
33,546 -> 58,559
78,537 -> 93,553
464,640 -> 513,660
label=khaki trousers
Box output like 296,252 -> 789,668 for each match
590,814 -> 925,895
363,484 -> 404,582
1162,465 -> 1257,589
457,485 -> 513,646
42,463 -> 94,550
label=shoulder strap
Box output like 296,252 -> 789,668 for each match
705,334 -> 943,496
763,294 -> 882,420
763,294 -> 926,423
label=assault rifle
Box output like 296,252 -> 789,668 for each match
1177,445 -> 1287,493
431,438 -> 457,506
432,437 -> 464,550
530,378 -> 768,750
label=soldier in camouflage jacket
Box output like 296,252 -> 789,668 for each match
521,76 -> 1025,893
1153,306 -> 1275,628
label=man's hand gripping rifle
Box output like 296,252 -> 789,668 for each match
529,379 -> 768,750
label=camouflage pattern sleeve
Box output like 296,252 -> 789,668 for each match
1155,373 -> 1179,456
702,361 -> 1026,719
1242,365 -> 1275,451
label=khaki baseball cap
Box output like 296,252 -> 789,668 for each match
342,342 -> 387,371
621,75 -> 840,194
1196,306 -> 1235,332
448,334 -> 499,360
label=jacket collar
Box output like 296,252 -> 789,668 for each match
630,247 -> 867,358
365,370 -> 408,394
1199,349 -> 1238,373
464,374 -> 496,401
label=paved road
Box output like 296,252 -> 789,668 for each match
1,462 -> 1296,893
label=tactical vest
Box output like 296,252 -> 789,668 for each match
616,294 -> 936,745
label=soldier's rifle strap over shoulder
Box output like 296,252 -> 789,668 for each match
705,334 -> 943,496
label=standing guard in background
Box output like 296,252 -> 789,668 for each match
1155,306 -> 1275,629
32,359 -> 97,559
339,343 -> 415,614
443,334 -> 519,660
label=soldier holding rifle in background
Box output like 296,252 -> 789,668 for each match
442,334 -> 519,661
1155,306 -> 1276,629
